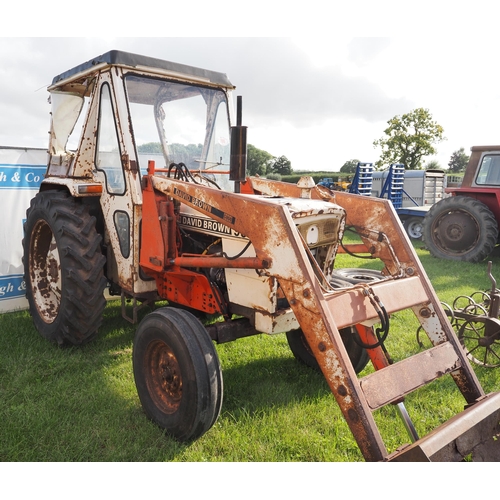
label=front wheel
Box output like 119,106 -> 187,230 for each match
423,196 -> 498,262
133,307 -> 223,442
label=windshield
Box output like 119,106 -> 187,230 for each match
125,74 -> 231,184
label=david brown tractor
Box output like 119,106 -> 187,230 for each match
23,51 -> 500,461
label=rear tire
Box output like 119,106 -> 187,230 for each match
423,196 -> 498,262
23,190 -> 107,345
133,307 -> 223,442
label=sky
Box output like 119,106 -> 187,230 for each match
1,25 -> 499,174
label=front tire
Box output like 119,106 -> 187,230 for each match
133,307 -> 223,442
423,196 -> 498,262
23,190 -> 107,345
286,326 -> 370,374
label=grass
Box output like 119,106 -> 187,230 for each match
2,239 -> 500,462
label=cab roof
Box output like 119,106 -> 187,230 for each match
50,49 -> 235,89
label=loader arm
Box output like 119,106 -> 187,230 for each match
242,176 -> 486,398
141,172 -> 500,461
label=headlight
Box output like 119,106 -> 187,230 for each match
297,218 -> 340,248
306,225 -> 319,245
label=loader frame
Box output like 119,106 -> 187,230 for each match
138,166 -> 500,461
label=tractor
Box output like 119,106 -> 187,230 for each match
423,145 -> 500,262
22,51 -> 500,461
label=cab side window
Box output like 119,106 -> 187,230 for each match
96,83 -> 126,194
476,154 -> 500,186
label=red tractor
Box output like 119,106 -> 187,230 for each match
423,146 -> 500,262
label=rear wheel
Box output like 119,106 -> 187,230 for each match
23,190 -> 107,345
423,196 -> 498,262
133,307 -> 223,441
286,326 -> 370,374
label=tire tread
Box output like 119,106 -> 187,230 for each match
23,190 -> 106,345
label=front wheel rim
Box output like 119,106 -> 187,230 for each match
29,219 -> 62,324
407,220 -> 423,239
145,340 -> 183,414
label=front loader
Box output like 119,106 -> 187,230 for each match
23,50 -> 500,461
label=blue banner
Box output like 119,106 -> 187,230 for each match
0,165 -> 46,189
0,275 -> 26,301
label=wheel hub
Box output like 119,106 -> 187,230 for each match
406,219 -> 423,239
478,336 -> 494,347
445,223 -> 463,241
147,341 -> 183,413
435,211 -> 478,252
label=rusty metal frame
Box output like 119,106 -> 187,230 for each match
138,172 -> 500,461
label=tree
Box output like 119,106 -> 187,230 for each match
247,144 -> 274,176
270,155 -> 293,176
423,160 -> 442,170
373,108 -> 445,170
266,173 -> 282,181
137,142 -> 203,168
169,143 -> 203,168
340,159 -> 360,174
448,147 -> 470,173
138,142 -> 163,154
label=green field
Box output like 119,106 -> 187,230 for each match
1,240 -> 500,462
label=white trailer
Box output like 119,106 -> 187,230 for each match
371,167 -> 448,239
371,168 -> 447,207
